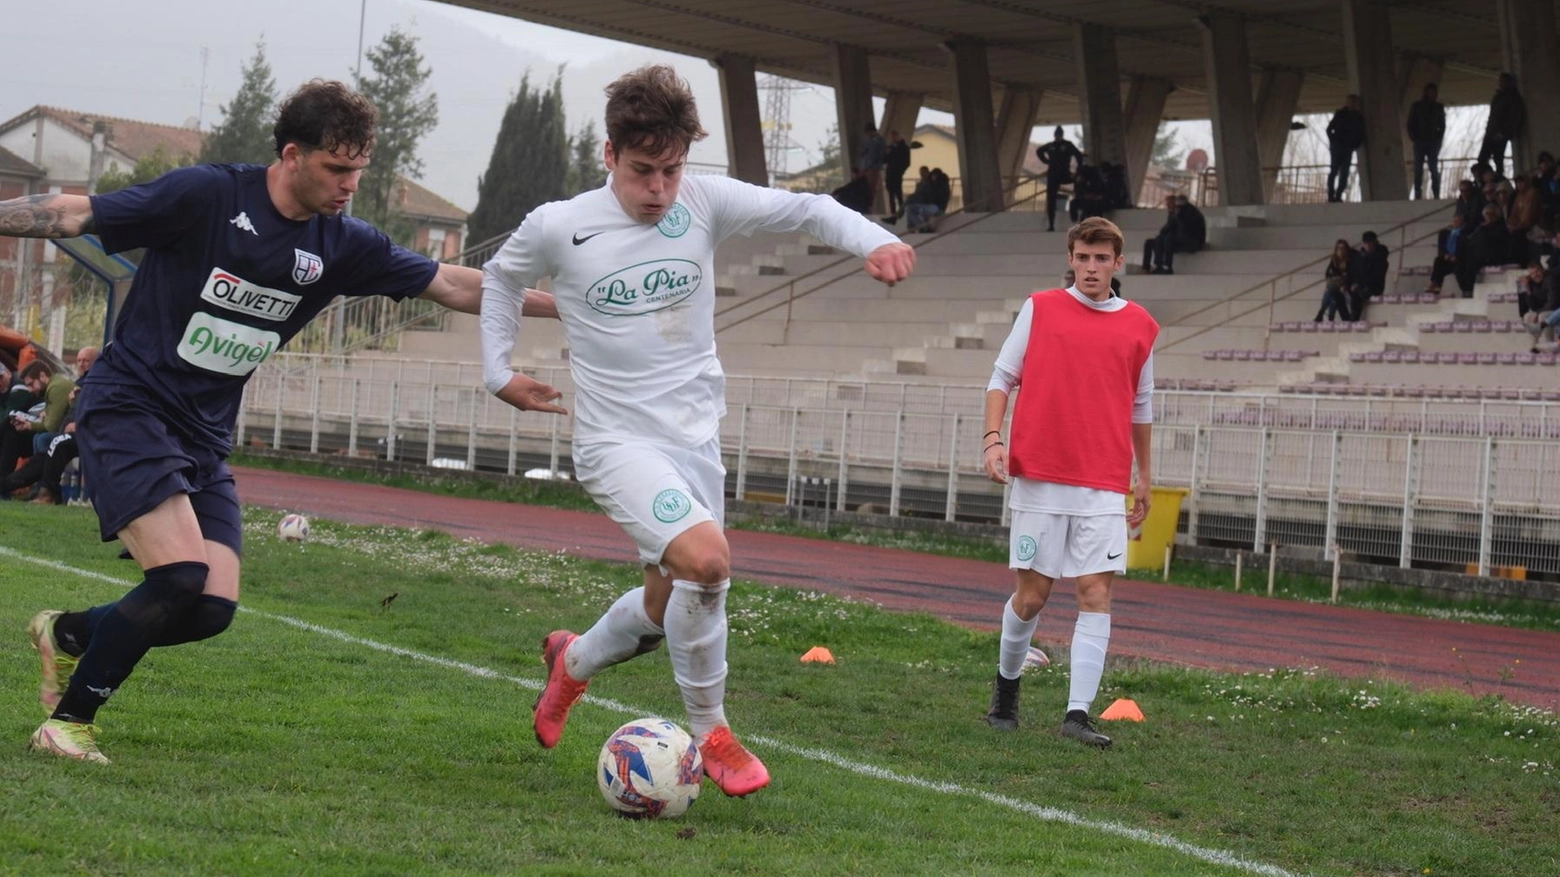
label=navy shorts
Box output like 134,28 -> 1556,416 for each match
75,382 -> 243,556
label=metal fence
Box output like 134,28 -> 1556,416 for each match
241,357 -> 1560,579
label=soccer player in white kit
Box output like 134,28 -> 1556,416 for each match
480,65 -> 916,796
980,217 -> 1158,748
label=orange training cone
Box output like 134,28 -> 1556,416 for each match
1099,698 -> 1145,722
800,646 -> 836,664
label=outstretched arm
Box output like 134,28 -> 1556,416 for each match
0,194 -> 95,238
420,264 -> 558,318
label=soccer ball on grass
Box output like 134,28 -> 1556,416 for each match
597,718 -> 703,818
277,513 -> 311,543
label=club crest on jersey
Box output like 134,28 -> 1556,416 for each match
656,203 -> 691,238
292,249 -> 324,285
586,259 -> 702,316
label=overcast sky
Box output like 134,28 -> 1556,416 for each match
4,0 -> 1216,212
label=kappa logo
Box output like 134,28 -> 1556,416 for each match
199,267 -> 301,322
84,684 -> 115,698
655,202 -> 691,238
652,488 -> 692,523
292,249 -> 324,285
229,212 -> 258,236
1016,535 -> 1037,562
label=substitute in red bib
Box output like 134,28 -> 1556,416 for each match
980,217 -> 1158,748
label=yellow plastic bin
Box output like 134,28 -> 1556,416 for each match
1125,487 -> 1189,570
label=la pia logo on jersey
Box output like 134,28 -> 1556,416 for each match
1016,535 -> 1037,562
656,203 -> 691,238
177,312 -> 280,376
586,259 -> 702,316
292,249 -> 324,285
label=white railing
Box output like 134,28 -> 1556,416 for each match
240,358 -> 1560,578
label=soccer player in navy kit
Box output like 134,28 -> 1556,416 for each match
0,79 -> 561,763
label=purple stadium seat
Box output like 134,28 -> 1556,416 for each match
1456,352 -> 1477,365
1365,351 -> 1383,363
1496,352 -> 1516,365
1349,352 -> 1366,362
1418,293 -> 1440,303
1473,321 -> 1492,333
1537,353 -> 1557,365
1301,321 -> 1318,332
1421,322 -> 1439,333
1234,350 -> 1252,361
1454,322 -> 1473,333
1476,352 -> 1496,364
1382,293 -> 1402,304
1202,350 -> 1218,360
1352,321 -> 1372,332
1282,321 -> 1300,332
1401,350 -> 1420,363
1216,349 -> 1235,361
1435,321 -> 1455,332
1517,352 -> 1536,364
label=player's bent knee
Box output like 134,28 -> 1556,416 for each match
185,595 -> 238,643
149,561 -> 211,604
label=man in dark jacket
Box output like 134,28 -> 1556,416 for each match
1348,231 -> 1390,321
1326,95 -> 1366,202
1141,195 -> 1206,275
1036,126 -> 1083,232
1406,83 -> 1446,200
883,130 -> 913,220
1479,73 -> 1526,179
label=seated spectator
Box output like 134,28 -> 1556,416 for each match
830,168 -> 873,215
1348,231 -> 1390,321
1536,152 -> 1560,228
1141,195 -> 1205,275
0,361 -> 74,482
1069,162 -> 1109,221
1506,175 -> 1545,264
1454,179 -> 1484,227
1427,213 -> 1465,294
1101,162 -> 1132,210
904,167 -> 952,233
1,346 -> 95,504
1453,204 -> 1511,297
1315,239 -> 1354,322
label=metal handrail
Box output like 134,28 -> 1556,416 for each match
714,176 -> 1050,336
1155,200 -> 1455,353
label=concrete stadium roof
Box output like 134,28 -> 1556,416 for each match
440,0 -> 1521,123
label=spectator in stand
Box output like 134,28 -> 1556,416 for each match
1406,83 -> 1446,200
1427,212 -> 1465,295
857,124 -> 887,214
1454,204 -> 1512,298
1070,162 -> 1110,222
830,168 -> 874,215
1349,231 -> 1390,321
1517,263 -> 1558,350
1535,152 -> 1560,228
1478,73 -> 1526,179
1,361 -> 74,481
1316,239 -> 1354,322
1507,175 -> 1546,264
1326,94 -> 1366,202
904,167 -> 952,233
1455,178 -> 1485,227
1141,195 -> 1205,275
1036,127 -> 1083,232
1481,166 -> 1514,217
883,130 -> 913,221
1102,162 -> 1132,211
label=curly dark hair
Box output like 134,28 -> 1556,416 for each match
603,65 -> 707,158
272,79 -> 378,159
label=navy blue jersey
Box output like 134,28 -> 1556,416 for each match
87,164 -> 437,453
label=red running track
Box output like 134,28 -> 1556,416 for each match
236,467 -> 1560,711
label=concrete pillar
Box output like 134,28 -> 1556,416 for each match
1198,14 -> 1264,206
879,91 -> 923,146
832,44 -> 875,181
1397,57 -> 1444,194
1342,0 -> 1409,201
1123,77 -> 1172,208
947,37 -> 1004,212
1254,68 -> 1304,199
1073,23 -> 1129,172
995,87 -> 1043,189
713,55 -> 768,186
1496,0 -> 1560,173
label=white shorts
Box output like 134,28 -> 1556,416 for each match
1008,511 -> 1127,579
574,437 -> 725,567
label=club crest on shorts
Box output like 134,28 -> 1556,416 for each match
653,488 -> 692,523
656,203 -> 691,238
1017,535 -> 1037,562
292,249 -> 324,285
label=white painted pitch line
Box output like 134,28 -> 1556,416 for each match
0,544 -> 1304,877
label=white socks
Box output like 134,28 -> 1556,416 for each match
1067,611 -> 1112,715
565,587 -> 664,680
997,597 -> 1040,680
665,579 -> 730,737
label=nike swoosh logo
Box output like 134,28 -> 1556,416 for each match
572,231 -> 605,246
1106,552 -> 1122,560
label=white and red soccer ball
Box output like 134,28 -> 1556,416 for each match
277,513 -> 311,543
597,718 -> 704,819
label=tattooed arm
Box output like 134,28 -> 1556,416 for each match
0,194 -> 95,238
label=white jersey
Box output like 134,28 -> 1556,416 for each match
481,174 -> 900,446
988,286 -> 1155,516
